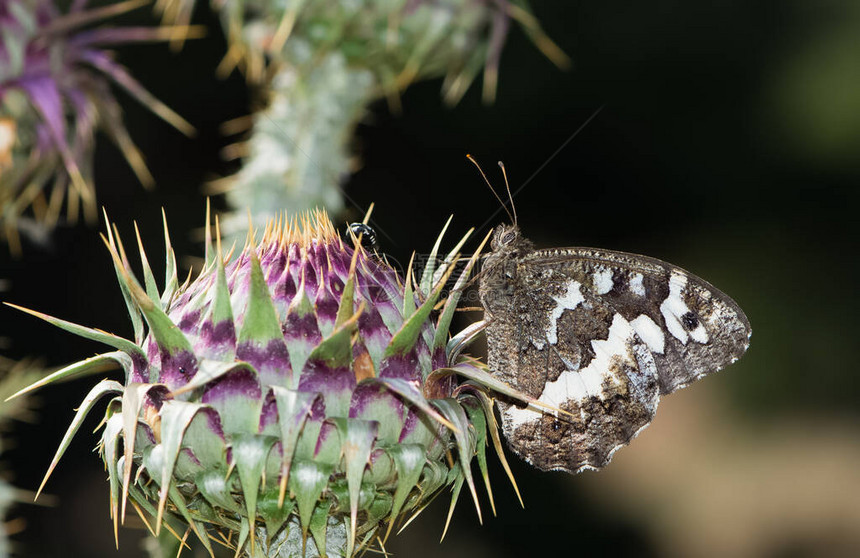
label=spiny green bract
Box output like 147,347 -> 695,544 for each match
7,208 -> 522,557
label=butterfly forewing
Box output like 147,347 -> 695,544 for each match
479,226 -> 751,474
523,247 -> 751,394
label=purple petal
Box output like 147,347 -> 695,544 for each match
17,77 -> 71,164
177,309 -> 201,332
313,286 -> 339,333
261,245 -> 287,281
282,308 -> 322,347
201,367 -> 263,434
236,338 -> 292,386
130,351 -> 150,384
326,245 -> 351,277
68,27 -> 180,47
298,359 -> 354,417
259,390 -> 279,434
202,368 -> 262,403
273,270 -> 297,310
300,257 -> 319,299
198,318 -> 237,359
159,349 -> 197,390
379,351 -> 421,382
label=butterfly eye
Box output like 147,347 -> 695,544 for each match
502,231 -> 517,244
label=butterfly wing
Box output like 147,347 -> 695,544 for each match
482,246 -> 751,473
522,247 -> 751,394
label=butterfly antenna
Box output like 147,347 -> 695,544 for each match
467,154 -> 515,224
497,161 -> 517,227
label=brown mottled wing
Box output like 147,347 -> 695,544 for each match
482,247 -> 750,473
525,247 -> 751,394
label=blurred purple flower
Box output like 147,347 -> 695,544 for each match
0,0 -> 200,253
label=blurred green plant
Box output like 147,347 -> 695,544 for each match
194,0 -> 568,236
760,1 -> 860,168
0,355 -> 47,556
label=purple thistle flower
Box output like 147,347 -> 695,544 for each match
7,208 -> 526,557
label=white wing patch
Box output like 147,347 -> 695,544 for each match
592,268 -> 614,295
659,271 -> 710,345
547,281 -> 584,345
506,313 -> 636,429
661,272 -> 690,343
688,320 -> 709,343
630,314 -> 665,354
629,273 -> 645,296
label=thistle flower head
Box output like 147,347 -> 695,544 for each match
0,0 -> 197,253
8,208 -> 522,557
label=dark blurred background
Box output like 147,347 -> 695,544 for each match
3,1 -> 860,556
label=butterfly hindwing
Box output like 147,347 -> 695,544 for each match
486,264 -> 661,473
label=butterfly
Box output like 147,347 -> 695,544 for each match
478,223 -> 751,473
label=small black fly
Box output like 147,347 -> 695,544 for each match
345,223 -> 377,250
